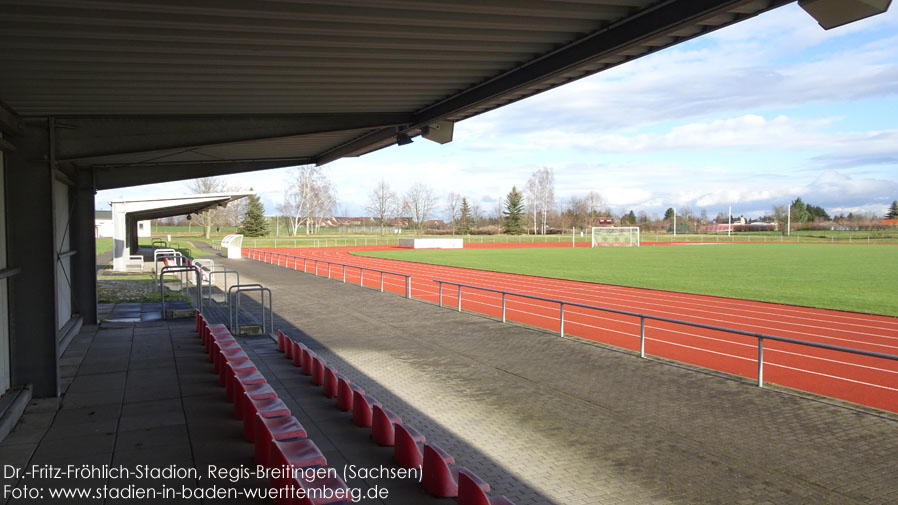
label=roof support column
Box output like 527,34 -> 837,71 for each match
5,122 -> 60,397
111,202 -> 128,272
71,169 -> 97,325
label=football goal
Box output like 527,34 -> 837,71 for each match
591,226 -> 640,247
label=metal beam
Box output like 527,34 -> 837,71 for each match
0,101 -> 24,136
56,113 -> 413,160
411,0 -> 792,127
314,127 -> 400,166
93,157 -> 312,190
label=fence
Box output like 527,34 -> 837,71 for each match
215,231 -> 898,250
431,279 -> 898,391
245,248 -> 412,299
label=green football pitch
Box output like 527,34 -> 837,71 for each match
356,244 -> 898,316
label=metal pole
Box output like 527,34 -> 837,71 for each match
502,293 -> 506,322
560,303 -> 565,336
328,263 -> 331,279
438,281 -> 443,307
457,285 -> 462,311
360,268 -> 363,286
343,265 -> 346,283
380,272 -> 384,292
787,205 -> 790,236
406,276 -> 411,298
757,338 -> 764,387
640,317 -> 645,358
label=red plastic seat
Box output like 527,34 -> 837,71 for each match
301,349 -> 316,376
292,341 -> 307,367
213,342 -> 244,370
234,381 -> 277,418
422,443 -> 487,497
255,414 -> 307,466
336,378 -> 361,411
269,439 -> 327,503
277,329 -> 287,352
203,323 -> 229,345
394,423 -> 427,469
243,396 -> 290,441
226,368 -> 266,402
321,366 -> 340,398
288,472 -> 351,505
284,336 -> 294,360
205,330 -> 234,355
219,356 -> 254,386
351,391 -> 381,427
458,472 -> 515,505
311,356 -> 327,386
371,404 -> 401,446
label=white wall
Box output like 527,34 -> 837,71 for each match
96,218 -> 150,238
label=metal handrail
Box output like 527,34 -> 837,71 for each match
0,267 -> 22,280
227,283 -> 273,335
245,248 -> 411,298
159,265 -> 202,317
205,265 -> 239,305
433,279 -> 898,388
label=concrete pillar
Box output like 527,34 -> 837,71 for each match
5,122 -> 59,397
72,168 -> 97,325
112,201 -> 128,271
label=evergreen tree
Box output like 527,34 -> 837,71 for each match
663,207 -> 675,221
790,197 -> 810,223
503,186 -> 525,234
242,194 -> 269,237
458,198 -> 473,235
887,200 -> 898,219
626,210 -> 637,225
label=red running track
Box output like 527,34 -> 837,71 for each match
244,244 -> 898,413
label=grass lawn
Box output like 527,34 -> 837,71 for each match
357,244 -> 898,316
96,237 -> 113,254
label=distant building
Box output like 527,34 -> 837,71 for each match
95,210 -> 151,238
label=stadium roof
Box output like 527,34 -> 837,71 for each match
0,0 -> 888,189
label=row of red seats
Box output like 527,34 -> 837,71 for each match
277,330 -> 515,505
195,311 -> 351,505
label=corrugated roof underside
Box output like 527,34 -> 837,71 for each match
74,129 -> 376,167
0,0 -> 657,116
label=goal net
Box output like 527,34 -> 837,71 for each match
591,227 -> 640,247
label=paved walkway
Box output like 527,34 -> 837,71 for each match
211,250 -> 898,505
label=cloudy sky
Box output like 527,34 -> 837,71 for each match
98,3 -> 898,220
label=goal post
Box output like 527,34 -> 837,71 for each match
591,226 -> 640,247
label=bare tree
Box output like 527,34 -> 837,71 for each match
366,179 -> 398,235
222,182 -> 250,229
528,166 -> 555,234
526,176 -> 539,234
403,182 -> 437,236
308,178 -> 337,234
446,192 -> 461,234
583,191 -> 607,227
187,177 -> 227,238
279,165 -> 336,236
